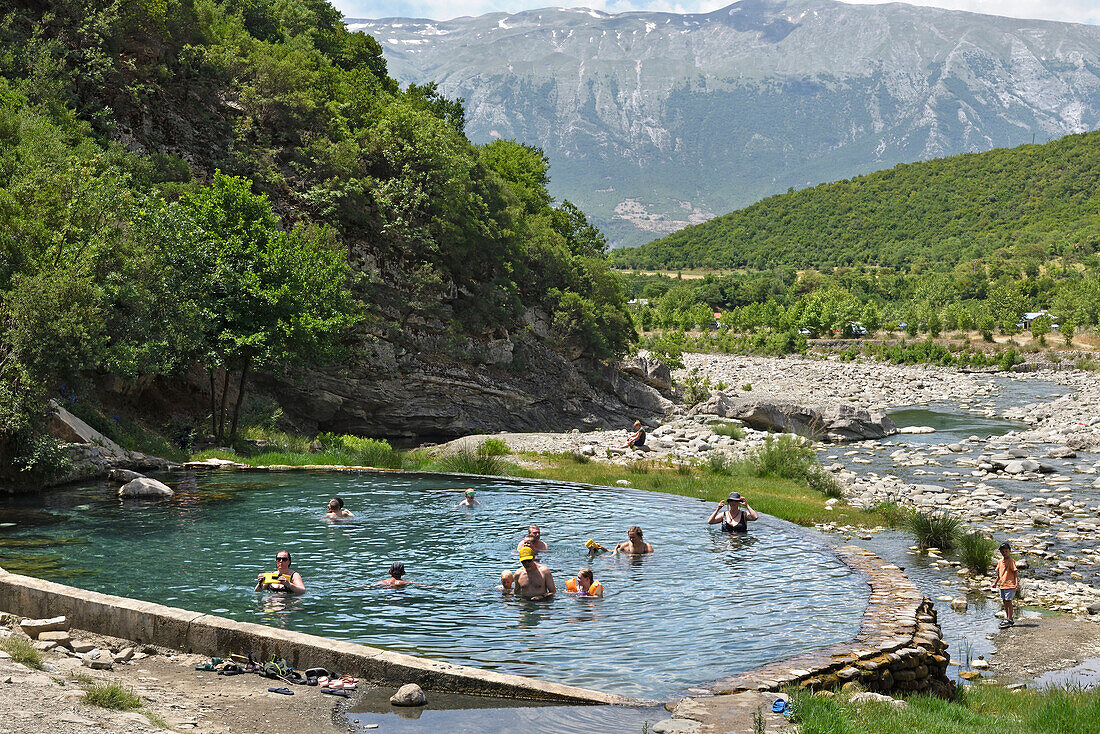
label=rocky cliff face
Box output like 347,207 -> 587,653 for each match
352,0 -> 1100,246
266,330 -> 672,440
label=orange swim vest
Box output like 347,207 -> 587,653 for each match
566,577 -> 603,597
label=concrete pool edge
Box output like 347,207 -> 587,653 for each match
0,565 -> 633,705
706,545 -> 953,697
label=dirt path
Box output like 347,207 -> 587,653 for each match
987,614 -> 1100,682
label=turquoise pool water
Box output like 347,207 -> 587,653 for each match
0,472 -> 868,697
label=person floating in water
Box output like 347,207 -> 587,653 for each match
512,546 -> 555,599
517,524 -> 548,553
458,489 -> 479,507
614,526 -> 653,555
707,492 -> 759,533
623,420 -> 646,450
378,562 -> 412,588
565,568 -> 603,597
324,497 -> 353,519
255,551 -> 306,594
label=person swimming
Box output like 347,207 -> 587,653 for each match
614,526 -> 653,555
458,489 -> 479,507
517,524 -> 548,553
565,568 -> 603,597
255,551 -> 306,594
378,562 -> 411,588
324,497 -> 353,519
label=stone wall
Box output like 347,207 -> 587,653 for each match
711,545 -> 954,697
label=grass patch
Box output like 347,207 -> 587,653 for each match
83,683 -> 142,710
476,438 -> 511,456
513,455 -> 882,527
908,512 -> 961,550
788,683 -> 1100,733
433,448 -> 506,475
747,435 -> 843,498
709,420 -> 745,439
958,531 -> 999,574
870,501 -> 913,528
1075,357 -> 1100,372
0,635 -> 43,669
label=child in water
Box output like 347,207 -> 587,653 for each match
458,489 -> 479,507
565,568 -> 603,597
378,562 -> 411,588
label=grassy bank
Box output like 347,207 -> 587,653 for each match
790,683 -> 1100,734
190,433 -> 888,529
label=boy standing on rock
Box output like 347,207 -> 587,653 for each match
992,542 -> 1019,628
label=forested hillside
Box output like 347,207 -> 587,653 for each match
0,0 -> 634,483
615,132 -> 1100,272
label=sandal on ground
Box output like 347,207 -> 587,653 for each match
999,620 -> 1012,628
268,687 -> 294,695
195,663 -> 216,671
284,671 -> 307,685
304,668 -> 331,679
320,688 -> 350,697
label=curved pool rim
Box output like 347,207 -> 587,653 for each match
1,465 -> 886,704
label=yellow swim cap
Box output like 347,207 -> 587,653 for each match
518,546 -> 535,561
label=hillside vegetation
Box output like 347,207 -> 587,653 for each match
0,0 -> 631,483
614,132 -> 1100,272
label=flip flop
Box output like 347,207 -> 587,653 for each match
268,687 -> 294,695
320,688 -> 350,697
195,663 -> 216,671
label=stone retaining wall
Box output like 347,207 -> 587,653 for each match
711,545 -> 953,697
0,565 -> 630,705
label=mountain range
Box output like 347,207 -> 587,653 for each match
349,0 -> 1100,247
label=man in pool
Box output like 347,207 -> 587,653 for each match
614,526 -> 653,555
378,562 -> 412,587
706,492 -> 759,533
324,497 -> 353,519
255,551 -> 306,594
565,568 -> 603,597
458,489 -> 479,507
512,546 -> 555,599
517,524 -> 548,553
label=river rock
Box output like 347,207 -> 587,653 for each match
1046,446 -> 1077,459
82,649 -> 114,670
951,598 -> 968,612
390,683 -> 427,706
108,468 -> 145,483
620,355 -> 673,391
19,616 -> 68,637
38,631 -> 71,648
849,691 -> 907,709
118,477 -> 174,498
652,720 -> 701,734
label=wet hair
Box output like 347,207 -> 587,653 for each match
529,524 -> 541,534
276,551 -> 292,565
327,499 -> 340,511
334,497 -> 345,509
389,562 -> 405,579
578,568 -> 594,582
628,526 -> 643,538
520,536 -> 535,547
500,570 -> 514,589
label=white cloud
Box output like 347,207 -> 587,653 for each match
332,0 -> 1099,24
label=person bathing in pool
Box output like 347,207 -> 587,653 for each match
613,526 -> 653,555
517,524 -> 548,553
324,497 -> 353,519
565,568 -> 603,597
378,562 -> 412,588
511,546 -> 555,599
255,551 -> 306,594
458,489 -> 479,507
707,492 -> 758,533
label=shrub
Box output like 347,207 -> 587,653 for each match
436,448 -> 504,475
706,453 -> 738,475
83,683 -> 142,710
0,636 -> 43,669
909,512 -> 961,550
871,501 -> 912,528
807,468 -> 843,498
741,382 -> 752,392
680,368 -> 712,406
959,531 -> 999,575
748,435 -> 816,481
315,433 -> 403,469
476,437 -> 510,456
709,420 -> 745,439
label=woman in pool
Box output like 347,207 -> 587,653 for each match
565,568 -> 603,597
325,497 -> 353,519
255,550 -> 306,594
707,492 -> 758,533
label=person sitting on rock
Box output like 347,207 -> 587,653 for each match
512,546 -> 555,599
458,489 -> 479,507
614,526 -> 653,555
707,492 -> 759,533
624,420 -> 646,450
517,524 -> 548,553
565,568 -> 603,597
255,551 -> 306,594
992,542 -> 1019,628
378,562 -> 412,588
324,497 -> 353,519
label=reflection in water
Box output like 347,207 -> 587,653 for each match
252,591 -> 305,626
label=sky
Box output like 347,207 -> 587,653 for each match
333,0 -> 1100,25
